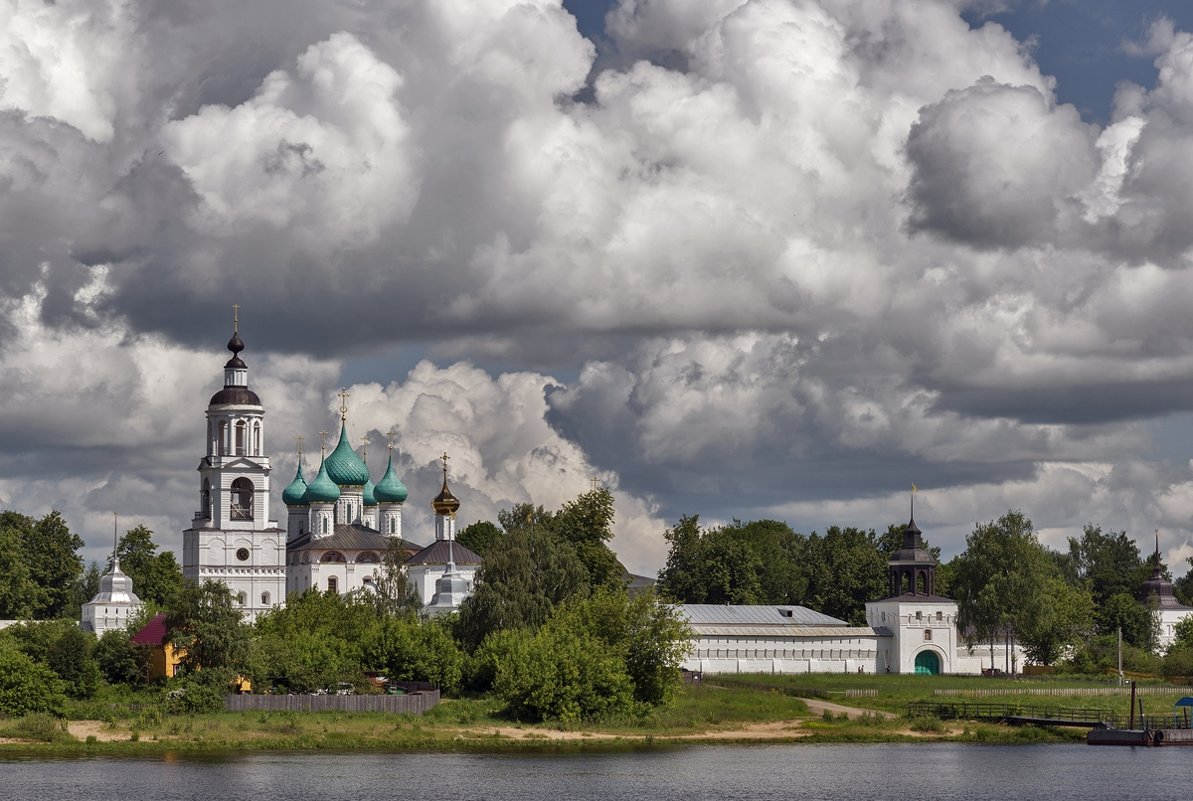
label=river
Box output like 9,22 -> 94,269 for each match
1,743 -> 1187,801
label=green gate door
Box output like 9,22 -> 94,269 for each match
914,650 -> 941,675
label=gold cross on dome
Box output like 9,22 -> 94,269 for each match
360,434 -> 369,462
338,388 -> 350,420
386,427 -> 397,451
296,435 -> 304,457
441,452 -> 450,478
319,431 -> 329,454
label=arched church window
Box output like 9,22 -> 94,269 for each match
231,477 -> 254,520
321,517 -> 328,534
201,479 -> 211,519
235,421 -> 246,455
237,592 -> 246,606
924,629 -> 932,641
328,576 -> 338,593
356,551 -> 379,564
252,422 -> 261,455
261,591 -> 271,606
218,421 -> 228,456
320,551 -> 346,563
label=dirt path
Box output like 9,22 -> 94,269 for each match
801,698 -> 897,720
66,721 -> 128,742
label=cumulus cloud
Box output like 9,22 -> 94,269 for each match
10,0 -> 1193,576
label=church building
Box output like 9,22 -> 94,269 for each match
182,320 -> 479,619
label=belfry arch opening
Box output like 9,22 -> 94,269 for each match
231,477 -> 254,520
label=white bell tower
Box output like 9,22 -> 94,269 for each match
182,308 -> 286,622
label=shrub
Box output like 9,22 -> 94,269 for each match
163,680 -> 225,714
0,642 -> 67,717
909,715 -> 945,733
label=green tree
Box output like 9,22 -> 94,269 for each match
21,511 -> 85,619
166,580 -> 251,680
94,629 -> 146,686
457,520 -> 504,558
455,525 -> 588,651
1061,525 -> 1148,608
1016,576 -> 1094,665
0,641 -> 66,717
365,538 -> 422,618
657,516 -> 767,605
117,525 -> 184,606
554,488 -> 623,587
552,588 -> 692,707
1097,592 -> 1158,652
252,590 -> 377,692
0,525 -> 35,619
952,510 -> 1071,663
486,622 -> 634,724
46,625 -> 101,699
801,527 -> 888,625
1172,615 -> 1193,650
366,617 -> 464,692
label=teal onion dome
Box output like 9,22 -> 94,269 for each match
305,458 -> 341,503
363,477 -> 377,507
374,454 -> 408,504
282,463 -> 309,506
324,424 -> 371,486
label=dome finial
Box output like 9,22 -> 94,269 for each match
910,483 -> 917,524
319,431 -> 329,457
338,387 -> 350,422
112,512 -> 120,572
227,305 -> 245,356
432,451 -> 460,516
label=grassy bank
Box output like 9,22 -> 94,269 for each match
0,675 -> 1164,755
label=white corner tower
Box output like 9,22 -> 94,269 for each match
81,515 -> 144,636
182,309 -> 286,622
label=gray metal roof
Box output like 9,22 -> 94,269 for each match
406,539 -> 482,566
691,625 -> 883,638
679,604 -> 848,627
289,524 -> 425,553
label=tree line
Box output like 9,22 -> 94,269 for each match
655,508 -> 1193,673
0,489 -> 691,724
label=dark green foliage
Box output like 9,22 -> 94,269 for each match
951,510 -> 1089,663
554,488 -> 622,587
657,515 -> 765,605
801,527 -> 889,624
46,625 -> 101,698
457,520 -> 503,558
366,617 -> 463,692
1061,633 -> 1161,675
1062,525 -> 1149,610
23,511 -> 85,619
163,679 -> 225,714
253,590 -> 373,692
0,523 -> 36,619
0,641 -> 66,717
95,629 -> 147,686
117,525 -> 184,606
485,623 -> 634,723
455,525 -> 589,651
1162,645 -> 1193,678
1096,592 -> 1158,652
167,580 -> 252,678
0,510 -> 84,619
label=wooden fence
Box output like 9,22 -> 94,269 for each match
225,690 -> 440,714
932,686 -> 1193,698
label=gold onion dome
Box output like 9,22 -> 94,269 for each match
431,454 -> 460,516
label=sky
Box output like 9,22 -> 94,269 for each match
7,0 -> 1193,578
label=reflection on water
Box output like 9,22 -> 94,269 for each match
0,743 -> 1184,801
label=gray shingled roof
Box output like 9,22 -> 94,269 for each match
406,539 -> 482,566
288,523 -> 425,554
679,604 -> 848,627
